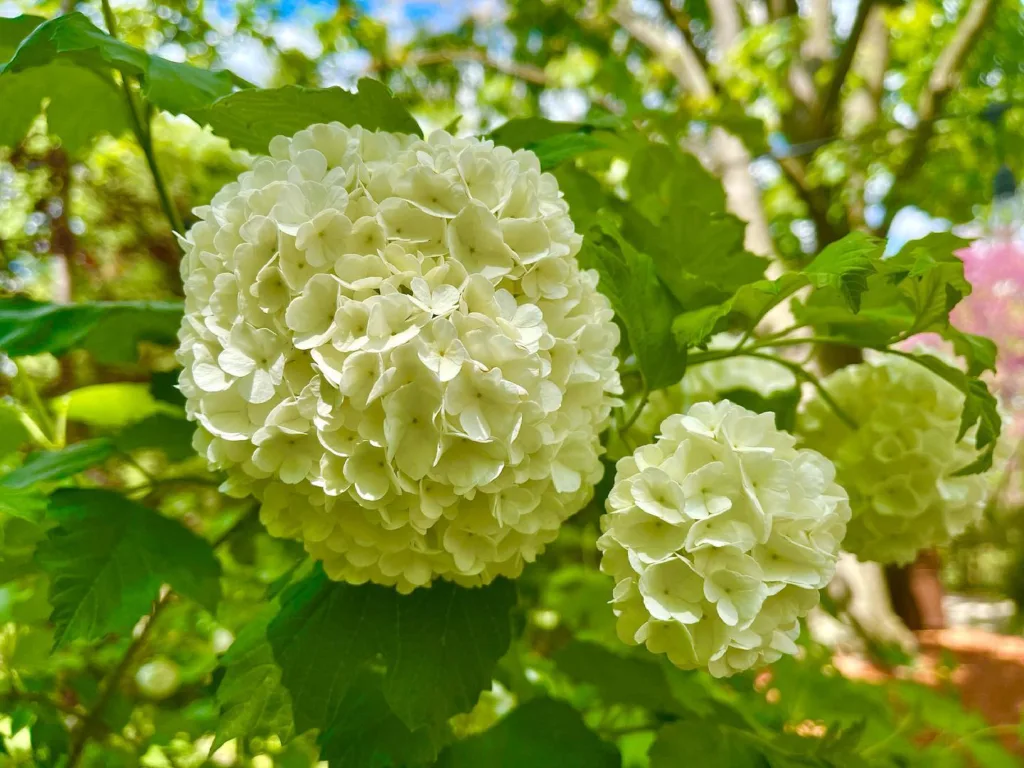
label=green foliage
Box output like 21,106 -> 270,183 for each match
266,567 -> 516,760
0,16 -> 131,153
436,697 -> 621,768
1,12 -> 234,115
0,439 -> 113,489
648,720 -> 763,767
190,79 -> 423,152
579,216 -> 686,390
37,488 -> 221,647
213,607 -> 295,750
0,299 -> 182,362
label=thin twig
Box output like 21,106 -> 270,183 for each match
740,351 -> 859,429
100,0 -> 185,241
620,390 -> 651,434
1,689 -> 88,720
883,0 -> 997,227
818,0 -> 876,127
67,593 -> 174,767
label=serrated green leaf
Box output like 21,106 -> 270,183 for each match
944,327 -> 998,377
268,567 -> 515,741
436,697 -> 621,768
674,274 -> 809,348
632,205 -> 767,309
114,414 -> 195,463
318,670 -> 438,768
190,79 -> 422,153
579,217 -> 686,389
0,438 -> 113,489
2,13 -> 234,115
625,143 -> 726,223
802,232 -> 883,312
552,640 -> 685,716
672,303 -> 734,348
648,721 -> 763,767
0,299 -> 182,362
36,488 -> 221,647
213,607 -> 294,751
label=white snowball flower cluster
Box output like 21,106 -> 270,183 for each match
623,334 -> 796,450
177,123 -> 622,591
799,355 -> 994,565
599,400 -> 849,677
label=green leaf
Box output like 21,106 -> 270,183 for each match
0,14 -> 44,58
0,438 -> 113,489
436,697 -> 621,768
190,79 -> 422,153
648,721 -> 763,767
552,640 -> 685,716
672,303 -> 734,349
552,165 -> 610,233
213,607 -> 294,751
882,232 -> 971,334
625,144 -> 726,223
36,488 -> 221,647
268,567 -> 515,743
0,485 -> 47,523
114,414 -> 196,463
579,217 -> 686,389
318,670 -> 438,768
0,16 -> 131,152
673,274 -> 809,348
489,117 -> 593,149
943,327 -> 998,377
0,299 -> 182,362
57,383 -> 179,429
488,117 -> 617,169
624,204 -> 767,310
0,400 -> 31,458
802,232 -> 883,313
1,13 -> 234,114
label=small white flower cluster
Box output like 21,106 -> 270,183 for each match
599,401 -> 849,677
177,124 -> 622,591
624,334 -> 796,449
799,356 -> 992,564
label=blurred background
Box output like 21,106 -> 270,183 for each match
1,0 -> 1024,765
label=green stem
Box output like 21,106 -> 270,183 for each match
17,373 -> 56,446
860,711 -> 915,757
100,0 -> 185,240
943,723 -> 1022,753
620,390 -> 650,434
67,592 -> 173,768
738,351 -> 859,430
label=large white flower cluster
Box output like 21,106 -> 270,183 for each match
177,123 -> 622,591
799,355 -> 993,564
599,401 -> 849,677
